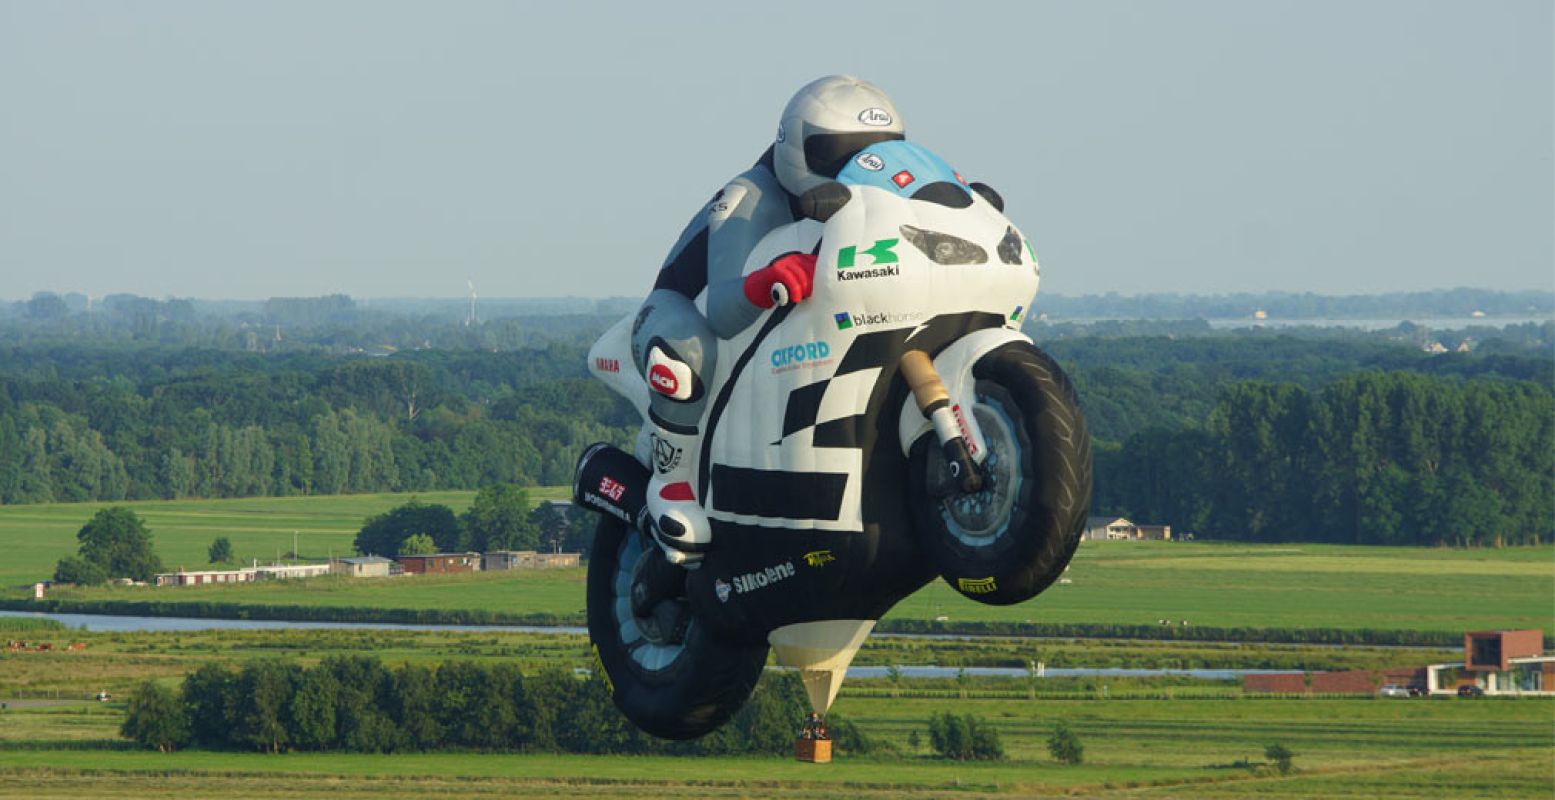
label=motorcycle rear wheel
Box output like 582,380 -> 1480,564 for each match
908,341 -> 1091,605
586,515 -> 769,739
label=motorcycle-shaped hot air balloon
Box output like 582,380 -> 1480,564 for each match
573,141 -> 1090,740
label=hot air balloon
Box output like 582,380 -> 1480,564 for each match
574,140 -> 1091,740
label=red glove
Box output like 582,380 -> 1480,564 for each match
743,252 -> 817,309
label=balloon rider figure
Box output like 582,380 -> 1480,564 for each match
797,711 -> 832,763
628,76 -> 907,610
801,711 -> 829,740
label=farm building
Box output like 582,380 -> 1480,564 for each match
1083,516 -> 1135,541
1083,517 -> 1174,542
155,562 -> 333,587
254,563 -> 332,580
483,550 -> 582,570
154,568 -> 257,587
398,553 -> 482,575
331,556 -> 394,578
1244,629 -> 1552,697
1136,524 -> 1172,541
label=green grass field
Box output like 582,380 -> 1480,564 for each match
1,694 -> 1549,798
2,491 -> 1551,798
3,491 -> 1549,634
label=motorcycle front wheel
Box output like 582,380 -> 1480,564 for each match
908,341 -> 1091,605
586,515 -> 769,739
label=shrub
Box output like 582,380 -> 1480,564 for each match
208,537 -> 233,564
1048,720 -> 1084,764
53,556 -> 107,586
927,711 -> 1004,760
1265,742 -> 1295,774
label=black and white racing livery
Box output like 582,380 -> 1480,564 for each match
574,140 -> 1090,739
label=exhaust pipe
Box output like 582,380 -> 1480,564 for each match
573,442 -> 650,527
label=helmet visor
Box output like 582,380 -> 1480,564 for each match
804,130 -> 905,179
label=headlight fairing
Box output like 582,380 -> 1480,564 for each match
899,225 -> 988,266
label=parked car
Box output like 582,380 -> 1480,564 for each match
1379,684 -> 1411,698
1456,684 -> 1485,698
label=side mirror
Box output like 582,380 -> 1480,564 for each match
970,182 -> 1004,212
799,181 -> 851,223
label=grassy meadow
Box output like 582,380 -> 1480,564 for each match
0,625 -> 1465,699
2,491 -> 1549,635
0,693 -> 1549,798
2,493 -> 1552,798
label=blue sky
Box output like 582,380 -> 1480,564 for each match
1,1 -> 1549,299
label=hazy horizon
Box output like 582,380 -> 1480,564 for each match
3,1 -> 1551,300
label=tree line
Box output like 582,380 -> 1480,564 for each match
121,656 -> 874,756
2,315 -> 1551,549
352,488 -> 593,558
0,348 -> 636,504
1094,371 -> 1554,545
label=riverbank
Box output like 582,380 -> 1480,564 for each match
0,601 -> 1488,648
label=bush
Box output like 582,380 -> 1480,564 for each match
53,556 -> 107,586
1265,742 -> 1295,774
927,711 -> 1004,760
1048,720 -> 1084,764
208,537 -> 233,564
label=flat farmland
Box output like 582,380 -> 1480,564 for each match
0,694 -> 1549,799
1,494 -> 1550,636
0,489 -> 562,586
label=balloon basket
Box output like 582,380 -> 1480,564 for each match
794,737 -> 832,763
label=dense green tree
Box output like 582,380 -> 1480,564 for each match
389,664 -> 442,750
288,667 -> 339,750
16,427 -> 52,503
52,555 -> 107,586
434,660 -> 519,749
461,484 -> 538,552
181,663 -> 236,749
121,680 -> 190,752
398,533 -> 436,556
354,500 -> 460,557
234,661 -> 297,753
321,656 -> 402,753
207,537 -> 234,564
0,415 -> 21,503
75,507 -> 163,581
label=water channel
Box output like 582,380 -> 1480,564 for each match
2,609 -> 1289,681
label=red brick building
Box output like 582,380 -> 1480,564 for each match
397,553 -> 482,575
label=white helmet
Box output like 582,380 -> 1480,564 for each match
773,75 -> 905,196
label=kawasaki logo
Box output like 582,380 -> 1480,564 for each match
837,239 -> 900,282
730,561 -> 796,595
837,239 -> 898,269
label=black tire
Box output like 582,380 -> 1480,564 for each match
586,515 -> 769,740
908,341 -> 1091,605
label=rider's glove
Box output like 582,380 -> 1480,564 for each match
743,253 -> 817,309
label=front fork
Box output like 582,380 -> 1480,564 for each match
899,350 -> 984,495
